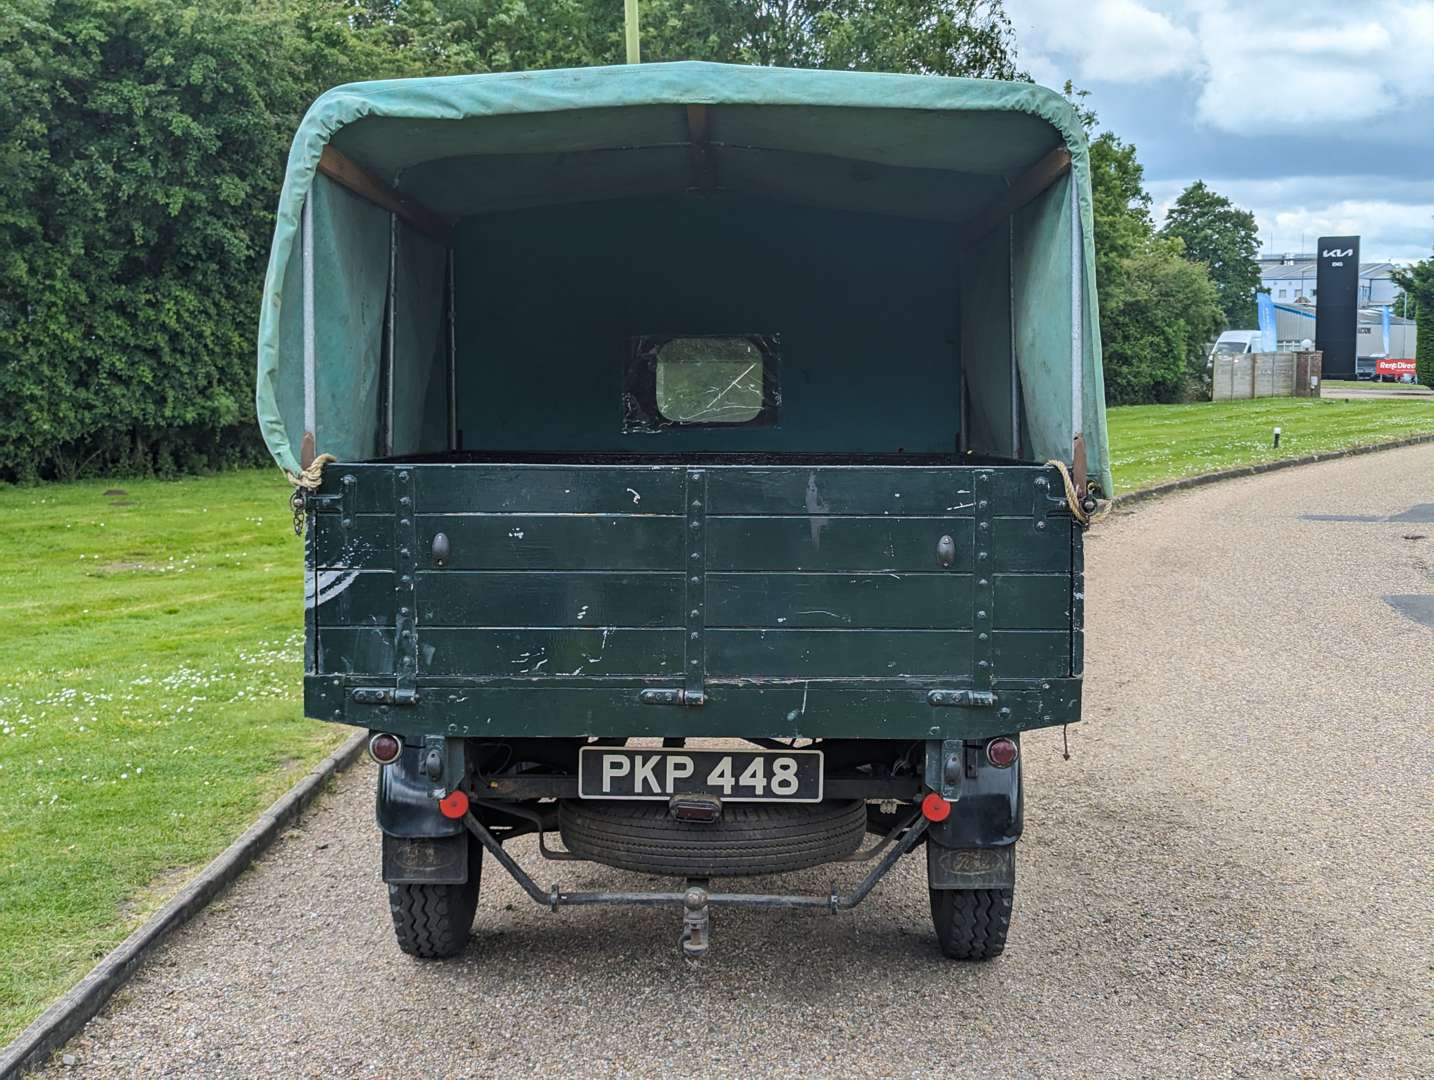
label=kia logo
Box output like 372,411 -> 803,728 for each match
1322,248 -> 1354,258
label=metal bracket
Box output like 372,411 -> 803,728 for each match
393,470 -> 421,706
683,468 -> 708,707
927,690 -> 998,708
351,687 -> 420,706
973,471 -> 995,689
924,738 -> 964,799
422,735 -> 464,799
1031,472 -> 1070,527
638,688 -> 703,706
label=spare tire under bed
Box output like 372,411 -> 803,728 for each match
558,799 -> 867,878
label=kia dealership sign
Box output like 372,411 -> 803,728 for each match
1315,235 -> 1360,378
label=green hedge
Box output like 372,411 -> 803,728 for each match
4,2 -> 286,479
0,0 -> 514,482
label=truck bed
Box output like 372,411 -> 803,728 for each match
303,461 -> 1083,741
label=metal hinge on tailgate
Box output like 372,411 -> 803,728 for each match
926,690 -> 998,708
352,687 -> 421,706
638,688 -> 704,706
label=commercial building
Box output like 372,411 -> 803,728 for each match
1258,254 -> 1402,307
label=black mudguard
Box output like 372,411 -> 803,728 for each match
925,741 -> 1022,890
375,742 -> 463,839
928,746 -> 1023,849
376,743 -> 467,883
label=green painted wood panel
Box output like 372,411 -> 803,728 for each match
315,517 -> 392,569
414,516 -> 684,570
318,571 -> 686,628
421,628 -> 683,677
706,629 -> 974,678
418,571 -> 684,628
312,569 -> 393,627
707,573 -> 973,629
708,517 -> 975,572
414,465 -> 686,514
706,467 -> 977,515
991,630 -> 1070,676
316,627 -> 396,674
992,574 -> 1071,629
991,517 -> 1072,572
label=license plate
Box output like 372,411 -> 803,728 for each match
578,747 -> 823,803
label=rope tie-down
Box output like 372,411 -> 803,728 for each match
287,453 -> 336,535
1044,458 -> 1109,527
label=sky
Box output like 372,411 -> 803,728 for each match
1004,0 -> 1434,263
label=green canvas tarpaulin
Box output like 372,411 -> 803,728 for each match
256,61 -> 1111,493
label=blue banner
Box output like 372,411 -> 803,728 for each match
1381,303 -> 1391,356
1257,292 -> 1277,352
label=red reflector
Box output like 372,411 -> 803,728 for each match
986,737 -> 1019,768
367,732 -> 402,765
438,790 -> 470,819
921,792 -> 952,822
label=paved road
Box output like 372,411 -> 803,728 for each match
40,446 -> 1434,1078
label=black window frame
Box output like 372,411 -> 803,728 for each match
622,333 -> 780,433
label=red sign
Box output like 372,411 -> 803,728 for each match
1375,358 -> 1416,376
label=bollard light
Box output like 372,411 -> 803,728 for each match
1272,426 -> 1281,449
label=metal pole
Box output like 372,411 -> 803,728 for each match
301,195 -> 316,462
384,213 -> 396,458
1008,218 -> 1020,458
1068,176 -> 1083,453
624,0 -> 640,63
446,248 -> 457,451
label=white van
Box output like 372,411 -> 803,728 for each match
1208,330 -> 1262,364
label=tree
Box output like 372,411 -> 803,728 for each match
1063,86 -> 1224,403
1100,236 -> 1224,404
637,0 -> 1021,77
1391,256 -> 1434,389
1159,180 -> 1262,329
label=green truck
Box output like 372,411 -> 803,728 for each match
258,62 -> 1109,960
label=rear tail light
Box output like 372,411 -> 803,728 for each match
367,732 -> 402,765
985,737 -> 1018,769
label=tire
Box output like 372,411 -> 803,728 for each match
929,885 -> 1013,961
558,798 -> 866,877
387,837 -> 482,959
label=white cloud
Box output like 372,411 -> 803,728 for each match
1007,0 -> 1199,82
1009,0 -> 1434,135
1192,3 -> 1434,134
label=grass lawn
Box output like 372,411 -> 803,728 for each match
0,470 -> 344,1044
1105,396 -> 1434,493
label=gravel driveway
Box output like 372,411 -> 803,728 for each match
37,445 -> 1434,1078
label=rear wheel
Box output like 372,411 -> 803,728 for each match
387,837 -> 482,959
929,885 -> 1013,960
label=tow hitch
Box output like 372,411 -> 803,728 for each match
681,885 -> 710,958
460,810 -> 929,957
